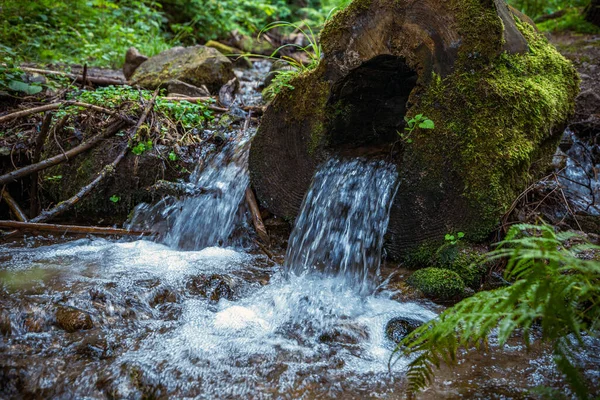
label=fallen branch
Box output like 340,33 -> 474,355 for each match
32,90 -> 159,223
0,119 -> 128,186
0,100 -> 136,125
0,220 -> 151,236
1,189 -> 28,222
20,67 -> 126,86
30,112 -> 53,216
0,103 -> 62,124
245,187 -> 269,244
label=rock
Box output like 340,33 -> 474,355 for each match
131,46 -> 235,93
123,47 -> 148,80
166,79 -> 211,97
385,317 -> 422,343
55,306 -> 93,333
149,288 -> 178,307
218,77 -> 239,107
186,274 -> 235,302
407,268 -> 465,302
248,0 -> 579,259
0,310 -> 11,337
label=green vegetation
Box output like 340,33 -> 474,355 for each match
537,8 -> 600,33
407,268 -> 466,301
397,114 -> 434,144
1,0 -> 169,68
0,0 -> 351,69
508,0 -> 588,20
397,224 -> 600,399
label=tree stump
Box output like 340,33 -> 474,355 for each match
249,0 -> 579,259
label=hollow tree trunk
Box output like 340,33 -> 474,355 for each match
249,0 -> 579,259
585,0 -> 600,26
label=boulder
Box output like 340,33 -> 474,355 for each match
131,46 -> 235,93
249,0 -> 579,259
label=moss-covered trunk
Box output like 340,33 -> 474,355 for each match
249,0 -> 579,259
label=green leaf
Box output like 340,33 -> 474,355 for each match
109,195 -> 120,203
418,119 -> 435,130
168,151 -> 177,161
457,232 -> 465,239
8,80 -> 42,95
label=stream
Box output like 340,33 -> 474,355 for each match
1,63 -> 599,399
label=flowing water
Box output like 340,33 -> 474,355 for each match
285,158 -> 398,295
1,64 -> 598,399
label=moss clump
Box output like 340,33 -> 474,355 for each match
407,267 -> 466,301
404,242 -> 488,289
438,246 -> 487,289
410,19 -> 580,240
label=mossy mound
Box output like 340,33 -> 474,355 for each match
404,242 -> 488,289
407,267 -> 466,301
131,46 -> 235,93
249,0 -> 579,259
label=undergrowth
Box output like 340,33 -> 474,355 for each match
394,224 -> 600,399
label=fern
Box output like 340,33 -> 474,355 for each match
394,224 -> 600,399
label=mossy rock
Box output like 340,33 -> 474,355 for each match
249,0 -> 580,259
404,242 -> 488,289
131,45 -> 235,93
407,267 -> 466,301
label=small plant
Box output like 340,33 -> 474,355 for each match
444,231 -> 465,246
109,195 -> 120,203
258,20 -> 322,101
168,151 -> 178,161
398,114 -> 435,144
131,140 -> 153,156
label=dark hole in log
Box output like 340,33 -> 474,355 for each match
327,54 -> 418,152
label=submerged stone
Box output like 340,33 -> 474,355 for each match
55,306 -> 93,333
385,317 -> 422,343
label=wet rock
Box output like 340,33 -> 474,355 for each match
166,79 -> 210,97
55,306 -> 93,333
131,45 -> 235,93
24,315 -> 45,333
123,47 -> 148,80
218,77 -> 238,107
186,274 -> 234,302
150,288 -> 178,307
385,317 -> 422,343
0,310 -> 11,337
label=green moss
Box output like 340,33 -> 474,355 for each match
410,19 -> 579,240
438,246 -> 487,289
407,267 -> 466,301
403,242 -> 488,289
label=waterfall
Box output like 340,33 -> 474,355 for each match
285,158 -> 399,293
127,140 -> 250,250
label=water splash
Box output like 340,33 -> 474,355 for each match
128,140 -> 250,250
285,158 -> 398,293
